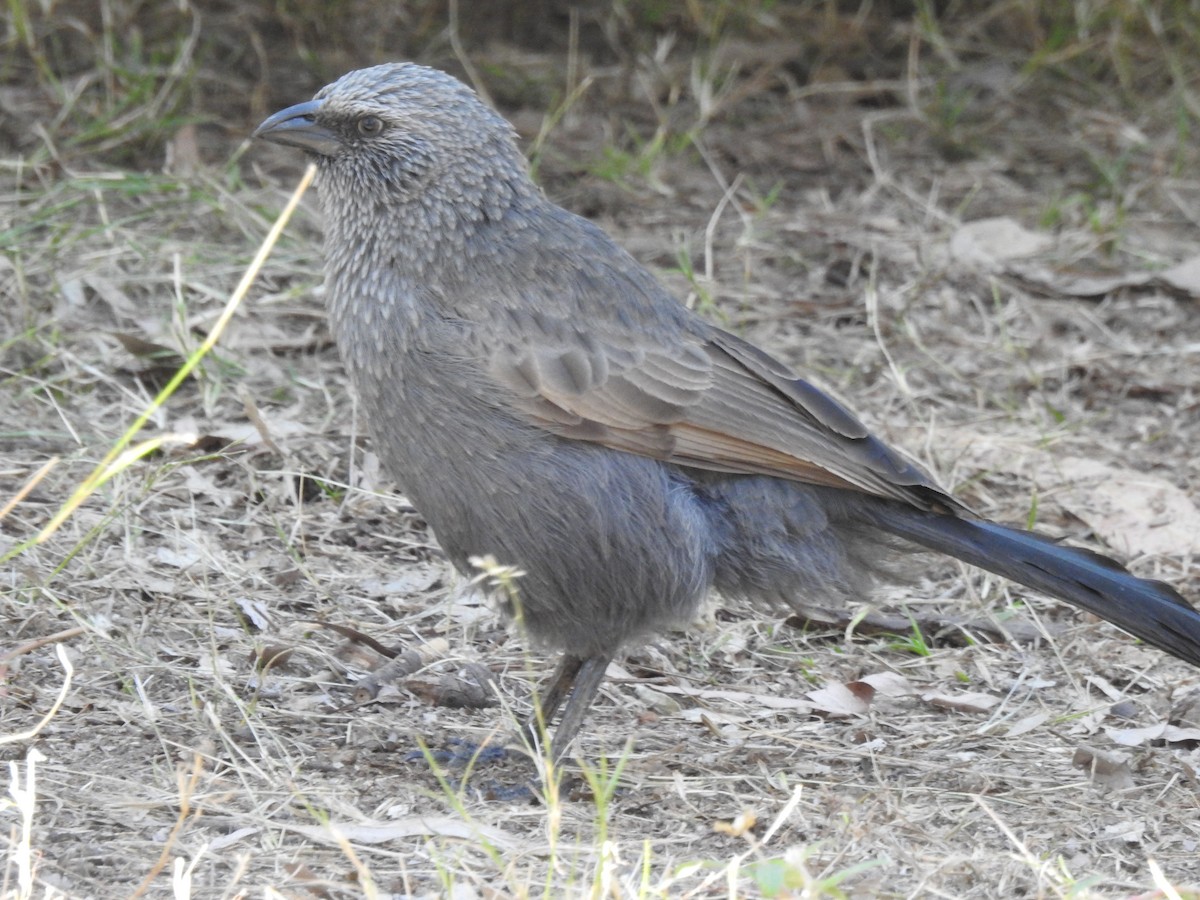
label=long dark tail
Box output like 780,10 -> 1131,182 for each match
850,499 -> 1200,667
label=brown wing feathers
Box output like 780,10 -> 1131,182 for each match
492,316 -> 959,513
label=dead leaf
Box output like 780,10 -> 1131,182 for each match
922,691 -> 1000,714
678,707 -> 750,726
208,826 -> 259,850
182,466 -> 239,508
1012,252 -> 1200,299
83,274 -> 139,317
1005,712 -> 1050,737
58,277 -> 86,310
405,663 -> 498,709
1072,745 -> 1135,791
1159,255 -> 1200,295
787,605 -> 1051,645
808,681 -> 872,717
1053,458 -> 1200,557
241,393 -> 282,453
1162,725 -> 1200,746
950,217 -> 1054,271
634,684 -> 683,715
1103,819 -> 1145,844
234,597 -> 271,631
251,644 -> 294,673
155,546 -> 201,569
654,682 -> 813,713
111,331 -> 186,365
317,621 -> 402,659
1106,724 -> 1163,746
172,416 -> 314,448
1086,674 -> 1124,702
854,672 -> 915,696
360,563 -> 444,596
951,443 -> 1200,558
1169,686 -> 1200,734
283,862 -> 336,898
354,639 -> 451,700
1106,722 -> 1200,747
1013,263 -> 1153,297
285,818 -> 516,850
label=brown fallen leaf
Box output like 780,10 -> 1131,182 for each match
251,644 -> 295,673
808,681 -> 874,717
405,662 -> 498,709
354,639 -> 451,701
1072,744 -> 1135,791
284,862 -> 336,899
111,331 -> 186,366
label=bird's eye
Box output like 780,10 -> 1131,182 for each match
357,115 -> 384,137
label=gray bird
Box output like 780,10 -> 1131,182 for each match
255,63 -> 1200,759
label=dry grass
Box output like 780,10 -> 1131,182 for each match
4,2 -> 1200,897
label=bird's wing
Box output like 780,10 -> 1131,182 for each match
488,311 -> 962,512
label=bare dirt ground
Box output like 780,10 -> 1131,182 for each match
3,4 -> 1200,898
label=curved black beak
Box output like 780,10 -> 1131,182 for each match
253,99 -> 341,156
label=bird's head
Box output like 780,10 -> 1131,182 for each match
254,63 -> 528,206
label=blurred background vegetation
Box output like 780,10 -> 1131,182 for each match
3,0 -> 1198,172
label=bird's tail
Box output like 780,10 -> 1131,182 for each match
847,499 -> 1200,666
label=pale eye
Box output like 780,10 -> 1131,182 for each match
357,115 -> 384,137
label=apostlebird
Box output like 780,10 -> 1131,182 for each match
255,63 -> 1200,758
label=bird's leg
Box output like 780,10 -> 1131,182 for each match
520,653 -> 581,752
547,654 -> 612,761
531,654 -> 584,727
521,653 -> 612,761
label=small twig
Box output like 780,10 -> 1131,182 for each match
0,455 -> 59,522
129,751 -> 205,899
0,626 -> 86,665
864,255 -> 910,395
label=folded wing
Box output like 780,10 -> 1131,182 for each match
490,312 -> 961,514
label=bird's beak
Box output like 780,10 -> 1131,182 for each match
253,99 -> 341,156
